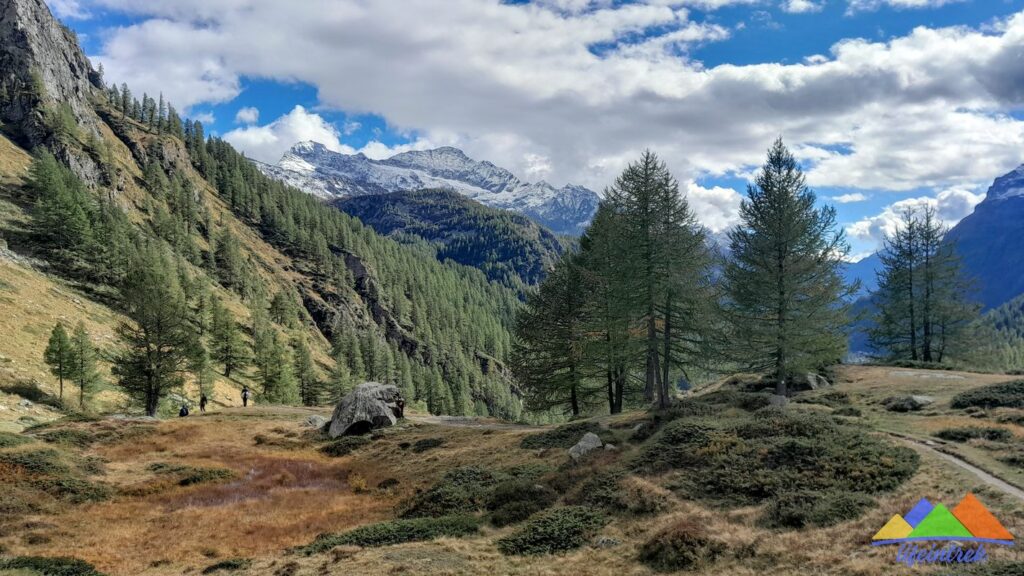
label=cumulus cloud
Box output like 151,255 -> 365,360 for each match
224,105 -> 353,163
783,0 -> 824,14
846,187 -> 985,248
50,0 -> 90,19
831,192 -> 869,203
234,106 -> 259,124
684,181 -> 743,233
84,1 -> 1024,194
847,0 -> 965,13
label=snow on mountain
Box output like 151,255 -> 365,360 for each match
254,141 -> 600,235
984,163 -> 1024,201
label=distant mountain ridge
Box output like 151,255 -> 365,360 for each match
255,142 -> 600,235
335,189 -> 566,288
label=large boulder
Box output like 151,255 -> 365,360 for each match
328,382 -> 405,437
568,432 -> 603,462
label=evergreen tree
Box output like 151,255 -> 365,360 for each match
328,346 -> 353,402
209,296 -> 247,378
292,334 -> 319,406
43,322 -> 73,401
70,321 -> 101,410
112,245 -> 193,416
869,206 -> 978,362
258,330 -> 298,404
721,139 -> 855,396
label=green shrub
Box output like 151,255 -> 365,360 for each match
496,507 -> 606,555
501,463 -> 553,481
935,427 -> 1013,443
760,490 -> 874,529
297,515 -> 479,554
832,406 -> 861,417
401,466 -> 497,518
320,436 -> 371,457
39,429 -> 97,448
637,518 -> 725,572
487,480 -> 557,527
147,462 -> 235,486
0,448 -> 71,475
633,408 -> 917,506
520,421 -> 608,450
795,390 -> 851,408
952,381 -> 1024,410
0,431 -> 34,448
0,556 -> 105,575
411,437 -> 445,453
996,412 -> 1024,426
32,475 -> 111,503
201,558 -> 251,574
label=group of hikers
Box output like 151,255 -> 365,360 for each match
178,386 -> 251,417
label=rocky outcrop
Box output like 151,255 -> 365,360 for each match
327,382 -> 405,437
0,0 -> 103,183
789,372 -> 832,392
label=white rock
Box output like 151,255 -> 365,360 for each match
568,432 -> 603,462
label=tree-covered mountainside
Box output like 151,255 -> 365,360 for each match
0,0 -> 524,419
335,189 -> 566,288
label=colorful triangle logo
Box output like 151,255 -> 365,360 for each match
872,494 -> 1014,545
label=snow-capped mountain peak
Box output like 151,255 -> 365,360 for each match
255,142 -> 600,235
986,163 -> 1024,201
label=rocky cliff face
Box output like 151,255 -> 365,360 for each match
0,0 -> 103,182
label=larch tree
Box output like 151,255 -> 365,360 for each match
722,138 -> 855,396
44,322 -> 73,401
112,245 -> 194,416
70,321 -> 101,409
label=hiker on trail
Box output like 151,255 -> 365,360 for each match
199,394 -> 208,414
241,386 -> 250,407
178,404 -> 189,417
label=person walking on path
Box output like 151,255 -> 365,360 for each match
199,393 -> 208,414
241,386 -> 250,407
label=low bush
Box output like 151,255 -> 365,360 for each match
297,515 -> 479,554
0,556 -> 105,575
832,406 -> 862,417
39,428 -> 97,448
520,421 -> 608,450
634,408 -> 918,507
951,381 -> 1024,410
568,471 -> 670,515
487,480 -> 557,527
201,558 -> 251,574
995,412 -> 1024,426
411,437 -> 445,453
638,518 -> 726,572
320,436 -> 371,457
0,448 -> 71,475
0,431 -> 34,448
401,466 -> 498,518
795,390 -> 851,409
501,463 -> 553,481
377,478 -> 400,490
760,489 -> 874,529
496,506 -> 606,555
998,452 -> 1024,467
0,381 -> 63,409
147,462 -> 235,486
935,427 -> 1013,443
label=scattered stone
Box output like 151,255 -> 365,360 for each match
304,415 -> 329,429
327,382 -> 405,437
790,372 -> 831,392
568,432 -> 603,462
604,443 -> 617,452
17,399 -> 32,408
592,536 -> 620,549
883,395 -> 935,412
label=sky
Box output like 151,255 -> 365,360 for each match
54,0 -> 1024,259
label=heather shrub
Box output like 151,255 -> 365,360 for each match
638,518 -> 726,572
760,489 -> 874,529
952,381 -> 1024,409
297,515 -> 479,554
936,427 -> 1013,443
496,507 -> 606,555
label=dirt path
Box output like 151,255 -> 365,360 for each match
891,433 -> 1024,502
406,414 -> 547,431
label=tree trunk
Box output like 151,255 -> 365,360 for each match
660,294 -> 672,409
570,364 -> 580,416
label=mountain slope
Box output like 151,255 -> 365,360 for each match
0,0 -> 524,419
335,189 -> 565,287
255,141 -> 600,235
946,164 -> 1024,310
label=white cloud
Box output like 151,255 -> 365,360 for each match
191,111 -> 215,125
783,0 -> 824,14
684,181 -> 743,233
846,187 -> 985,248
341,119 -> 362,135
224,105 -> 353,163
846,0 -> 965,14
50,0 -> 90,19
831,192 -> 869,203
85,1 -> 1024,195
234,106 -> 259,124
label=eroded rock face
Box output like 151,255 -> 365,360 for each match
327,382 -> 405,437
